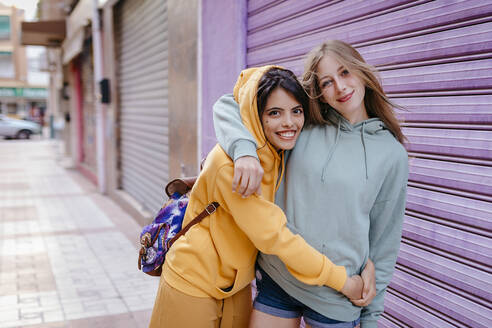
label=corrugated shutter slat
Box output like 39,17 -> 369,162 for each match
115,0 -> 169,213
390,270 -> 492,328
398,243 -> 491,301
247,0 -> 492,66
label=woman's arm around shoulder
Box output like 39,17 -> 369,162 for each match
213,94 -> 258,161
212,163 -> 350,293
213,94 -> 264,196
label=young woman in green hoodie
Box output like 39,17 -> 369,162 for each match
213,40 -> 408,328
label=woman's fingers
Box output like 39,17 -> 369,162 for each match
361,259 -> 376,303
350,287 -> 376,307
362,278 -> 376,303
350,298 -> 366,307
236,173 -> 250,196
350,289 -> 376,307
232,169 -> 240,192
232,156 -> 264,197
350,259 -> 377,307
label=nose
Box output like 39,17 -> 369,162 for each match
335,78 -> 346,93
282,112 -> 294,127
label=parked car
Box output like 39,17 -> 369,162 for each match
0,114 -> 42,139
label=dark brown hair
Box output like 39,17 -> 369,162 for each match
256,67 -> 311,123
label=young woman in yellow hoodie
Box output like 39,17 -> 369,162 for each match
149,66 -> 366,328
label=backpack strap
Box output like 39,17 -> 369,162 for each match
167,201 -> 220,249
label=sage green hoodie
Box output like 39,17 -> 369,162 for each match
213,94 -> 408,328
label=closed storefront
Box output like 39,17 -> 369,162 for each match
246,1 -> 492,327
114,0 -> 169,214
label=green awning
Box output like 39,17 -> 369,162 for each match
0,87 -> 48,98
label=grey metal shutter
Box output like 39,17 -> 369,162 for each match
115,0 -> 169,214
247,1 -> 492,327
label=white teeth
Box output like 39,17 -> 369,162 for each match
278,131 -> 295,137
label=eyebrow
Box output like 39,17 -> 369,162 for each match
266,105 -> 302,111
319,65 -> 345,81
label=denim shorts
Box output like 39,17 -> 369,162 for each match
253,265 -> 360,328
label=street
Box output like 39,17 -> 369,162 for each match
0,139 -> 158,328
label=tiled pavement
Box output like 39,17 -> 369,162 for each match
0,139 -> 159,328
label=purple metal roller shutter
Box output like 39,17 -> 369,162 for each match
247,1 -> 492,327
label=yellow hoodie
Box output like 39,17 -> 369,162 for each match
162,66 -> 347,300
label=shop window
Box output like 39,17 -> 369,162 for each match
0,16 -> 10,40
0,52 -> 14,78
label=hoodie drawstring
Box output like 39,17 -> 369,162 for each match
321,120 -> 341,182
275,150 -> 285,193
321,119 -> 369,182
361,121 -> 368,180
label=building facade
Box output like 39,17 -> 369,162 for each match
21,1 -> 492,326
0,3 -> 47,121
100,0 -> 200,220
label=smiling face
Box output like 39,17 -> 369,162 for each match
317,54 -> 369,124
261,87 -> 305,150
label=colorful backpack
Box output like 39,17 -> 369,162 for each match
138,177 -> 219,276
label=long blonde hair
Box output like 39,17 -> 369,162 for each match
302,40 -> 405,144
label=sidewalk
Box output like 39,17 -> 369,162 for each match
0,139 -> 159,328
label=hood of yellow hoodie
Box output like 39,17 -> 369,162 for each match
233,65 -> 275,148
233,65 -> 282,174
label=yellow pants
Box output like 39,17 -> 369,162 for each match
149,280 -> 252,328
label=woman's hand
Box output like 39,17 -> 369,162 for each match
350,259 -> 376,307
232,156 -> 264,197
340,275 -> 363,300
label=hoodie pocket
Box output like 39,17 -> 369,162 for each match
214,265 -> 254,298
